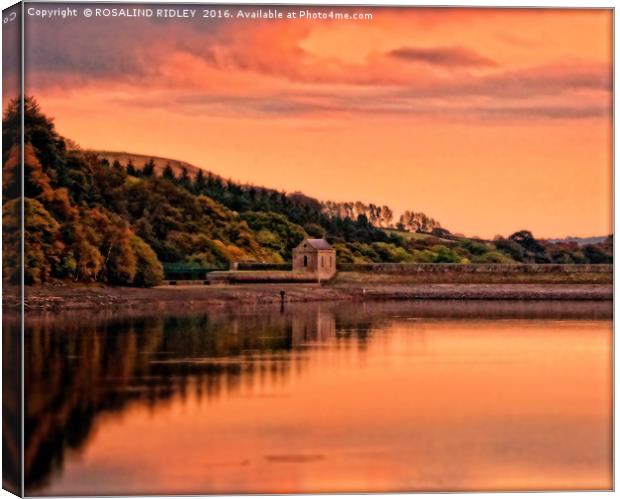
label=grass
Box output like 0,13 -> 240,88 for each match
334,271 -> 612,285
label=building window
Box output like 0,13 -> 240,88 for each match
303,255 -> 308,267
321,256 -> 324,267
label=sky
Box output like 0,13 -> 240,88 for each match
16,4 -> 613,238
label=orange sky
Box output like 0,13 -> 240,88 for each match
22,6 -> 612,238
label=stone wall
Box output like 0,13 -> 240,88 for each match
208,270 -> 319,284
233,262 -> 612,275
236,262 -> 292,271
337,263 -> 612,274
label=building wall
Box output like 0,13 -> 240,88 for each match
292,249 -> 316,273
316,250 -> 337,280
292,248 -> 337,280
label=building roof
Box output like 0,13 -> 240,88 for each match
302,238 -> 333,250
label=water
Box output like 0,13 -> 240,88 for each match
22,300 -> 612,495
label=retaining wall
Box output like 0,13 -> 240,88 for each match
208,270 -> 317,284
336,263 -> 612,274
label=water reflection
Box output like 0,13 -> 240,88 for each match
3,314 -> 22,494
23,300 -> 612,495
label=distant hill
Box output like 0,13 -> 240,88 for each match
95,151 -> 207,179
548,236 -> 608,246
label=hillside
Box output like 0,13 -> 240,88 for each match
383,228 -> 453,244
96,151 -> 205,179
2,97 -> 613,287
548,236 -> 608,246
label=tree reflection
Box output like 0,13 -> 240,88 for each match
24,300 -> 611,492
25,304 -> 368,490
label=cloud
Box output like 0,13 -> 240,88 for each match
469,104 -> 610,120
389,46 -> 497,67
23,8 -> 231,80
21,8 -> 612,125
110,78 -> 610,124
393,63 -> 611,101
458,63 -> 611,97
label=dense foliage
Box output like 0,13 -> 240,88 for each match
2,98 -> 613,286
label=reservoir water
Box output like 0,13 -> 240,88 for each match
21,300 -> 612,495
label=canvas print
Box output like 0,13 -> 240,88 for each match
2,2 -> 613,496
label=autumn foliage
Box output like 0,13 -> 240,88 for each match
2,97 -> 612,286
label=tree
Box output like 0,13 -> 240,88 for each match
2,97 -> 22,160
2,144 -> 20,199
303,223 -> 326,238
4,97 -> 66,172
241,211 -> 307,260
432,245 -> 462,263
380,205 -> 394,227
473,251 -> 513,263
399,210 -> 440,233
3,199 -> 24,283
162,163 -> 175,181
131,236 -> 164,286
126,160 -> 137,176
24,143 -> 54,199
72,236 -> 104,282
584,244 -> 612,264
87,209 -> 137,284
194,170 -> 206,194
141,159 -> 156,177
179,167 -> 191,190
507,230 -> 550,263
508,230 -> 545,253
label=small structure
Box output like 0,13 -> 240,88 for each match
207,239 -> 337,285
292,239 -> 337,280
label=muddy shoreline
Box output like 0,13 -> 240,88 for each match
5,282 -> 613,312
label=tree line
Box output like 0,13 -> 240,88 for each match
2,97 -> 612,287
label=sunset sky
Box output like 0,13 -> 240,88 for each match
17,5 -> 612,238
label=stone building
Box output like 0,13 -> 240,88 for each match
292,239 -> 337,280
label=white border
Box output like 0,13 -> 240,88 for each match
0,1 -> 615,499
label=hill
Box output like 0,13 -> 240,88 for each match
548,236 -> 608,246
96,151 -> 206,180
2,97 -> 613,287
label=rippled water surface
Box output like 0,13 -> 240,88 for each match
21,300 -> 612,495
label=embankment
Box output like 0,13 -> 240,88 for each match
335,263 -> 612,284
8,281 -> 612,312
6,264 -> 612,312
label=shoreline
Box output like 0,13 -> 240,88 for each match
6,282 -> 613,312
